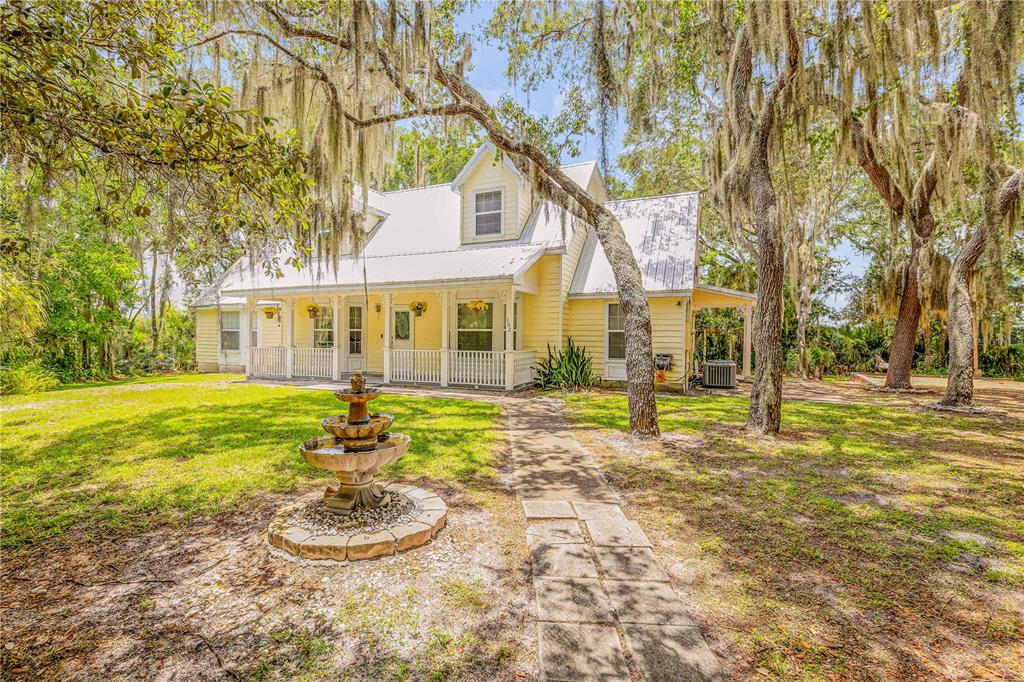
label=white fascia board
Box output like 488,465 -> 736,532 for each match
694,284 -> 757,301
567,289 -> 695,300
221,275 -> 519,298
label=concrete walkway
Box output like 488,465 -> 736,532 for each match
507,398 -> 724,682
269,380 -> 724,680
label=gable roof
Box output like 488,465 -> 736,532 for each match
570,192 -> 700,296
450,142 -> 525,192
199,159 -> 706,301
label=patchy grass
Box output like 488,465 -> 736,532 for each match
1,374 -> 502,548
565,390 -> 1024,681
1,375 -> 535,681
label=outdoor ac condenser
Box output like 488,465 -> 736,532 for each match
702,360 -> 737,389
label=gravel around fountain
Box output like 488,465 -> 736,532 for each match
287,493 -> 421,535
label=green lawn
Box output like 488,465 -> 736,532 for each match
564,392 -> 1024,680
1,375 -> 503,549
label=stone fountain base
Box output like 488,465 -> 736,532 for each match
267,482 -> 447,562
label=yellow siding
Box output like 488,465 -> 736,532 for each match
366,295 -> 384,373
460,150 -> 521,243
517,182 -> 533,238
565,296 -> 690,384
649,297 -> 688,383
564,299 -> 607,377
390,292 -> 442,350
195,309 -> 219,371
521,254 -> 563,355
257,307 -> 284,346
560,168 -> 606,345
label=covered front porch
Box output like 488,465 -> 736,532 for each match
243,286 -> 536,390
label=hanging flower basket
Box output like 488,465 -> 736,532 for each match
306,304 -> 321,319
408,301 -> 427,317
466,299 -> 488,314
262,307 -> 276,319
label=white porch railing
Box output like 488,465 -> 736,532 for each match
294,347 -> 334,378
449,350 -> 505,387
391,349 -> 442,384
513,350 -> 537,387
250,346 -> 287,377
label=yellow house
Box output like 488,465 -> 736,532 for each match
193,144 -> 754,390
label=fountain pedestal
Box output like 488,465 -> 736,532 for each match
267,371 -> 447,562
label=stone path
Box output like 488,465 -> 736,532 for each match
280,381 -> 724,680
508,398 -> 724,682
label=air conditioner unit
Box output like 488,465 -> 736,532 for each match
702,360 -> 737,389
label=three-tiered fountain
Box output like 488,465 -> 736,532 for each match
268,372 -> 448,562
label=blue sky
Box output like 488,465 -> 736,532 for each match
455,3 -> 628,169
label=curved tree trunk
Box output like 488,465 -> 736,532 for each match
941,229 -> 983,406
885,241 -> 923,389
942,168 -> 1024,406
596,213 -> 659,435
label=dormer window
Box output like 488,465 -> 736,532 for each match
474,189 -> 503,236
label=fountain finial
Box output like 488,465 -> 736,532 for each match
351,370 -> 366,393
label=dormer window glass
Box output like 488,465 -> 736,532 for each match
474,189 -> 503,236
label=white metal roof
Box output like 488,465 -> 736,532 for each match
218,241 -> 548,295
569,192 -> 700,296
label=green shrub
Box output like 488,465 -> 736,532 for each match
536,338 -> 599,391
0,361 -> 59,395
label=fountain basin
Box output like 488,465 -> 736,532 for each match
321,412 -> 393,450
300,433 -> 411,513
334,388 -> 381,424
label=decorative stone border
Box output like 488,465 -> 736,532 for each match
267,482 -> 447,562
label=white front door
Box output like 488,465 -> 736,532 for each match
392,309 -> 414,350
347,304 -> 365,372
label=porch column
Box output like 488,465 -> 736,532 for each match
440,291 -> 450,387
331,295 -> 341,381
741,304 -> 752,378
245,297 -> 255,377
285,296 -> 295,378
383,293 -> 392,384
338,294 -> 348,379
504,286 -> 515,390
973,315 -> 981,377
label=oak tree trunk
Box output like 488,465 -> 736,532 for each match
885,242 -> 922,389
149,249 -> 160,353
746,161 -> 785,433
941,236 -> 980,406
595,213 -> 659,437
941,168 -> 1023,406
797,306 -> 809,380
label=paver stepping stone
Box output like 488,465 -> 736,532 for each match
572,502 -> 626,522
585,519 -> 652,547
538,622 -> 630,682
604,580 -> 695,626
535,577 -> 614,623
594,546 -> 670,582
622,624 -> 725,682
526,520 -> 583,545
523,499 -> 576,519
531,542 -> 599,579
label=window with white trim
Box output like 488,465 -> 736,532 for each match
457,302 -> 493,351
220,310 -> 240,351
348,306 -> 363,354
313,306 -> 333,348
250,311 -> 259,348
607,303 -> 625,360
474,190 -> 503,236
